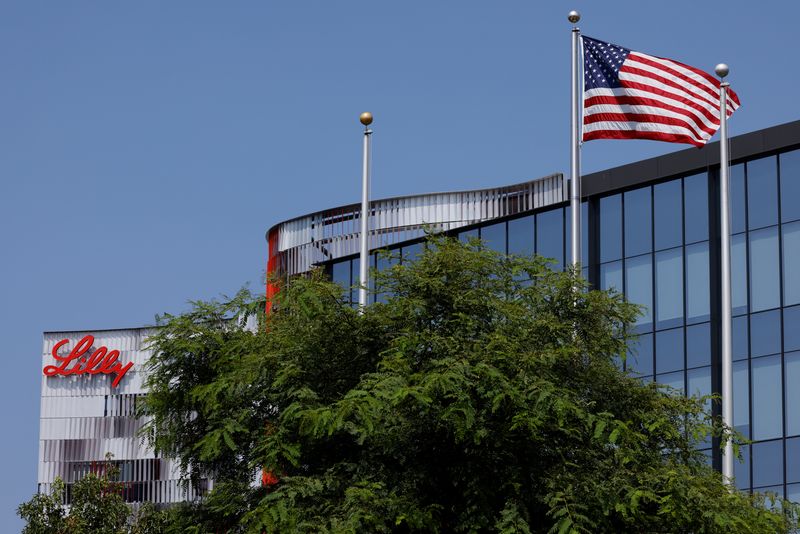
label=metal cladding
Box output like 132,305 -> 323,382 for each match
38,328 -> 210,505
267,173 -> 566,278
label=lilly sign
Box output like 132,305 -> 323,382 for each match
43,335 -> 133,388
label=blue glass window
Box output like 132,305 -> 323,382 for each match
627,333 -> 653,377
684,173 -> 709,244
734,360 -> 750,438
783,222 -> 800,306
731,163 -> 746,235
600,261 -> 622,293
781,150 -> 800,223
786,352 -> 800,437
458,229 -> 478,244
685,242 -> 710,323
332,260 -> 350,290
655,248 -> 683,329
785,306 -> 800,353
686,323 -> 710,368
732,233 -> 748,315
750,310 -> 781,357
481,222 -> 506,253
747,156 -> 779,230
687,366 -> 711,412
657,371 -> 684,394
654,180 -> 682,250
625,254 -> 653,329
752,355 -> 783,440
735,444 -> 750,490
625,187 -> 652,257
600,194 -> 622,263
536,209 -> 564,267
788,484 -> 800,505
749,227 -> 780,312
375,252 -> 398,304
656,328 -> 684,374
508,216 -> 534,256
733,315 -> 749,361
787,438 -> 800,483
402,242 -> 423,263
752,440 -> 783,488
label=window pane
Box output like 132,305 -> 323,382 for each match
752,355 -> 783,440
750,310 -> 781,357
686,323 -> 710,368
786,352 -> 800,437
627,333 -> 653,376
332,260 -> 350,289
684,173 -> 708,244
788,483 -> 800,504
731,163 -> 746,235
787,438 -> 800,483
781,149 -> 800,223
656,248 -> 683,329
733,315 -> 749,361
747,156 -> 779,230
749,227 -> 780,312
625,254 -> 653,329
600,194 -> 622,263
686,242 -> 710,323
458,229 -> 478,244
375,252 -> 398,304
687,366 -> 711,408
735,444 -> 751,490
402,242 -> 423,263
508,216 -> 534,256
785,306 -> 800,353
752,440 -> 783,488
654,180 -> 682,250
536,209 -> 563,267
734,360 -> 750,438
656,328 -> 684,374
732,233 -> 748,315
481,222 -> 506,253
625,187 -> 652,257
600,261 -> 622,292
656,371 -> 684,394
565,202 -> 589,265
783,221 -> 800,306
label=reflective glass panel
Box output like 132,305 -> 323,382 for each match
481,222 -> 506,253
656,371 -> 684,394
600,194 -> 622,263
735,444 -> 750,490
783,222 -> 800,306
732,233 -> 748,315
654,180 -> 682,251
731,163 -> 746,235
733,315 -> 749,361
458,229 -> 478,244
332,260 -> 350,289
785,306 -> 800,353
402,242 -> 423,263
788,484 -> 800,505
684,173 -> 709,244
752,355 -> 783,440
749,227 -> 780,312
787,438 -> 800,483
750,310 -> 781,357
508,216 -> 534,256
536,209 -> 564,267
686,323 -> 711,369
752,440 -> 783,488
627,333 -> 653,376
781,149 -> 800,223
656,248 -> 683,329
786,352 -> 800,437
600,261 -> 622,293
686,242 -> 710,323
687,366 -> 711,412
625,187 -> 652,257
375,252 -> 398,304
734,360 -> 750,438
747,156 -> 779,230
625,254 -> 653,329
656,328 -> 684,374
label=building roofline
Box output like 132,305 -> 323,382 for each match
43,325 -> 156,336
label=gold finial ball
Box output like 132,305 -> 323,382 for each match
359,112 -> 373,126
567,10 -> 580,23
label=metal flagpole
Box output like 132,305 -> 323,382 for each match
715,64 -> 734,484
358,112 -> 373,312
568,10 -> 582,271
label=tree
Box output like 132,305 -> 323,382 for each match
141,236 -> 798,533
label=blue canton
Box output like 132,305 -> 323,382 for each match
582,36 -> 631,91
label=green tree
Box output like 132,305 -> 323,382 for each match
141,236 -> 798,533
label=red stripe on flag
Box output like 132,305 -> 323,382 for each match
583,128 -> 704,147
583,112 -> 706,143
584,95 -> 717,136
627,53 -> 720,104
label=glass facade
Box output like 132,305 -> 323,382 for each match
325,146 -> 800,501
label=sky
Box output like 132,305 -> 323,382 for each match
1,1 -> 798,528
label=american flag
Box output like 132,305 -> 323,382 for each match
582,36 -> 740,147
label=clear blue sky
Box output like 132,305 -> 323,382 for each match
1,1 -> 796,528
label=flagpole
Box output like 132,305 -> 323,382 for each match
568,10 -> 582,272
358,112 -> 373,312
715,64 -> 734,484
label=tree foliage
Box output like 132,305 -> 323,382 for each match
137,236 -> 797,533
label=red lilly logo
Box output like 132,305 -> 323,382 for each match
43,335 -> 133,388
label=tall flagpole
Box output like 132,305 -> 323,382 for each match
715,63 -> 734,484
358,112 -> 373,312
568,10 -> 582,271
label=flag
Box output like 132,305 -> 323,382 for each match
582,36 -> 740,147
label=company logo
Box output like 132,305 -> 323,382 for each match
43,335 -> 133,388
